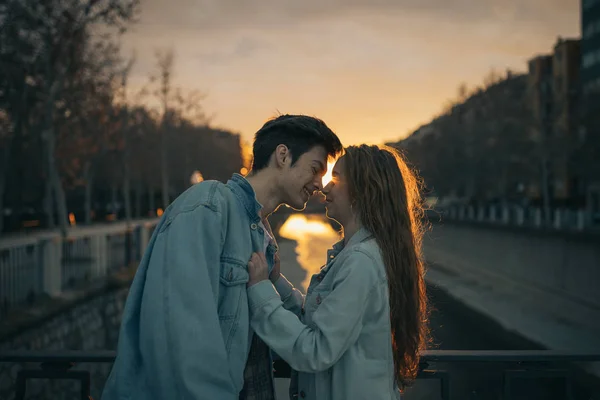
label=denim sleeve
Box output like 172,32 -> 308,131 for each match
247,250 -> 379,373
163,206 -> 238,398
274,273 -> 305,317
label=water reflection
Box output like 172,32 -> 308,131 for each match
278,214 -> 340,290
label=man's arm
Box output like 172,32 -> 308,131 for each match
163,205 -> 238,398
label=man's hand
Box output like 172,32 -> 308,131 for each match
269,252 -> 281,283
247,252 -> 269,287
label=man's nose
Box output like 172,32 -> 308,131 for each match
314,177 -> 323,191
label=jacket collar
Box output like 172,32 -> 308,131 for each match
325,227 -> 373,269
227,173 -> 262,223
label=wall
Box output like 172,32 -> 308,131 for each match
423,222 -> 600,308
0,285 -> 129,400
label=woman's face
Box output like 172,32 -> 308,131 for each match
322,156 -> 353,225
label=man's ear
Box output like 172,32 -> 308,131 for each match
274,144 -> 291,168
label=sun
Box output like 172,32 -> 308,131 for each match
322,161 -> 335,187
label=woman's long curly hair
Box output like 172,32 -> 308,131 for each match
343,144 -> 430,389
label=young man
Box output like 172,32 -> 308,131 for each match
101,115 -> 343,400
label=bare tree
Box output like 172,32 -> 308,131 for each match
152,48 -> 175,210
4,0 -> 139,234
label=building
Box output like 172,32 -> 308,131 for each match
527,55 -> 554,200
526,38 -> 582,203
581,0 -> 600,219
552,38 -> 581,200
582,0 -> 600,93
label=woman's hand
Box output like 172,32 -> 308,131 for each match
247,252 -> 269,287
269,252 -> 281,283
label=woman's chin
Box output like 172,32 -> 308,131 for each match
325,207 -> 335,220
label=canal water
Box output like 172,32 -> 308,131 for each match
272,213 -> 600,400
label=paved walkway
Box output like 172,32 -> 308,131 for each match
424,243 -> 600,378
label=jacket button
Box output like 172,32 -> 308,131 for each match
250,223 -> 258,230
300,390 -> 306,398
316,294 -> 322,305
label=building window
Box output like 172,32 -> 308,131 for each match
586,20 -> 600,38
582,50 -> 600,68
583,53 -> 593,68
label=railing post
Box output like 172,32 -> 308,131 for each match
140,223 -> 150,256
534,208 -> 542,228
41,237 -> 62,297
516,207 -> 525,226
554,209 -> 562,230
502,206 -> 510,225
90,234 -> 108,279
576,210 -> 586,231
489,205 -> 496,223
477,206 -> 485,222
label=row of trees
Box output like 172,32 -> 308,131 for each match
0,0 -> 243,234
393,69 -> 600,214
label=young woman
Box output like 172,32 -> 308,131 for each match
246,144 -> 430,399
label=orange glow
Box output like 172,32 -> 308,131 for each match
240,141 -> 253,170
279,214 -> 333,238
156,208 -> 164,217
22,220 -> 40,228
322,161 -> 336,187
68,212 -> 76,226
190,170 -> 204,185
240,167 -> 248,175
278,214 -> 340,289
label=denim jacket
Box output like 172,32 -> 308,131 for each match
248,229 -> 401,400
102,174 -> 278,400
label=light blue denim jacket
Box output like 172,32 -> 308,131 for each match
102,174 -> 277,400
248,229 -> 401,400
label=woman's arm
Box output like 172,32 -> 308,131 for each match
247,250 -> 381,373
273,274 -> 305,317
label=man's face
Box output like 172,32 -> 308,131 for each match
280,145 -> 328,210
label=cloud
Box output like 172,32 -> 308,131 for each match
136,0 -> 578,32
119,0 -> 580,144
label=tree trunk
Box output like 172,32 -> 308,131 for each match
160,126 -> 170,210
0,143 -> 9,234
123,163 -> 132,223
44,175 -> 56,229
135,179 -> 142,218
84,164 -> 94,225
111,185 -> 118,219
51,161 -> 69,236
122,110 -> 132,224
148,182 -> 156,216
42,65 -> 68,235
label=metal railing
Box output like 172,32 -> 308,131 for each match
0,219 -> 159,317
438,204 -> 600,232
1,350 -> 599,400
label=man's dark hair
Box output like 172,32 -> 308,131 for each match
251,114 -> 343,171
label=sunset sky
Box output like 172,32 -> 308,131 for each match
121,0 -> 580,146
